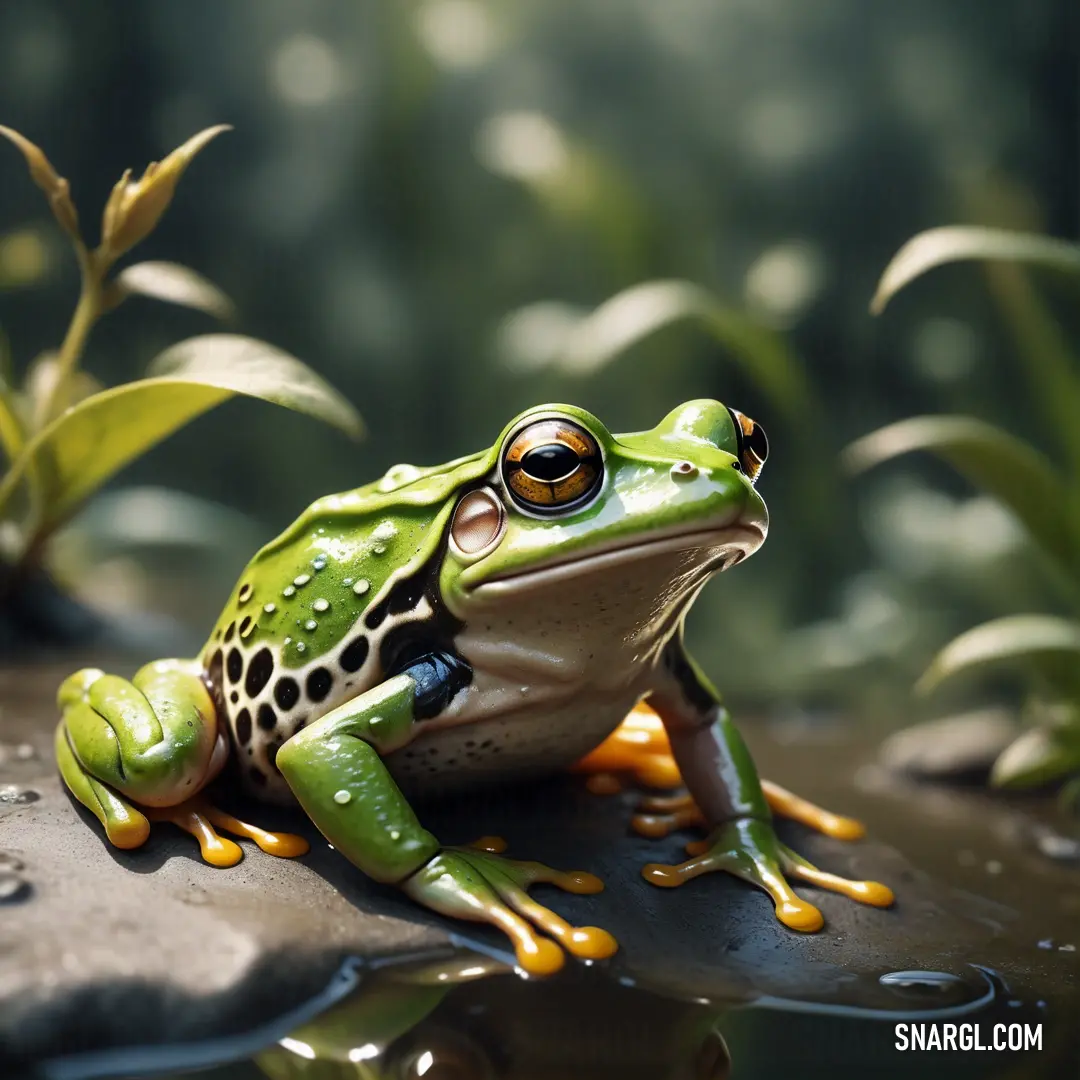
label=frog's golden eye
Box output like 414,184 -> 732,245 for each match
502,418 -> 603,512
727,407 -> 769,483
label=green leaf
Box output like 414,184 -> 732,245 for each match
0,333 -> 363,534
556,280 -> 813,425
916,615 -> 1080,696
872,227 -> 1080,315
58,485 -> 264,555
844,415 -> 1074,571
990,727 -> 1080,789
109,261 -> 235,320
0,381 -> 24,466
981,262 -> 1080,484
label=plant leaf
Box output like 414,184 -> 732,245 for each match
99,125 -> 231,262
872,226 -> 1080,315
0,124 -> 81,241
556,279 -> 813,424
57,485 -> 264,555
990,727 -> 1080,789
0,381 -> 24,466
0,334 -> 363,532
843,415 -> 1074,570
109,261 -> 235,320
916,615 -> 1080,696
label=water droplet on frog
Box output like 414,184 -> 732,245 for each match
296,642 -> 307,653
353,579 -> 370,595
343,577 -> 354,587
283,585 -> 296,598
263,603 -> 276,614
312,558 -> 327,572
0,786 -> 39,805
305,619 -> 318,631
294,574 -> 311,587
312,598 -> 329,613
879,970 -> 964,993
0,871 -> 28,903
333,789 -> 352,805
372,544 -> 387,555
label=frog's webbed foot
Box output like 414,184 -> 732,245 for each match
403,842 -> 618,976
145,798 -> 309,867
643,817 -> 894,933
631,782 -> 865,842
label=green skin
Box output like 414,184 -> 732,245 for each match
56,400 -> 884,972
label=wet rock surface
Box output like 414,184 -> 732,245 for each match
1,663 -> 1078,1077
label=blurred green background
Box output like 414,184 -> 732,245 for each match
2,0 -> 1078,723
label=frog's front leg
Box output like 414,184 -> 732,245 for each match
641,642 -> 893,932
56,662 -> 309,865
275,672 -> 617,976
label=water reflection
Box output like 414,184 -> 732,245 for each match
254,950 -> 734,1080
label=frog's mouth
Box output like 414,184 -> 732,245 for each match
473,520 -> 766,597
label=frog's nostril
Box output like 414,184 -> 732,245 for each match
671,461 -> 699,481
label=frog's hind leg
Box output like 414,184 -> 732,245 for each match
631,782 -> 865,842
577,706 -> 867,842
56,662 -> 308,865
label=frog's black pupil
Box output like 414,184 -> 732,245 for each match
521,442 -> 579,482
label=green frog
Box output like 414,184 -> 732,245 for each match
55,400 -> 893,975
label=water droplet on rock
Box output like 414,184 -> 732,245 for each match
879,970 -> 964,993
0,870 -> 28,902
0,785 -> 39,805
0,742 -> 37,766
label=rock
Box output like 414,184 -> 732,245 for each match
1,664 -> 1076,1077
878,709 -> 1019,781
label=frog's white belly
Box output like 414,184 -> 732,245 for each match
384,682 -> 640,799
384,541 -> 713,798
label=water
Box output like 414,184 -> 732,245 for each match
34,950 -> 1068,1080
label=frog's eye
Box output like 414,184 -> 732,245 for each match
727,407 -> 768,483
502,418 -> 603,512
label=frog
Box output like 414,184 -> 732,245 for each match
55,399 -> 893,976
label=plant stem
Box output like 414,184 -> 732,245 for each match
34,245 -> 103,430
